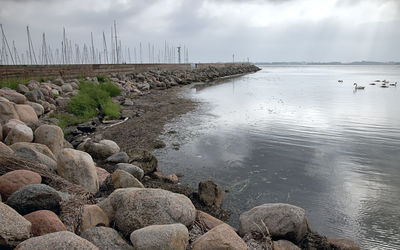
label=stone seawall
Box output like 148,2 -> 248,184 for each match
0,63 -> 244,80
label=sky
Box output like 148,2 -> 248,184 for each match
0,0 -> 399,63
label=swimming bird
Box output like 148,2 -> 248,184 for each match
338,80 -> 343,83
353,83 -> 365,89
369,82 -> 376,85
381,83 -> 389,88
389,82 -> 397,86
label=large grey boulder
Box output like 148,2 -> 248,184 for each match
81,226 -> 133,250
25,89 -> 44,103
0,98 -> 20,124
0,202 -> 32,248
6,184 -> 62,215
34,124 -> 64,156
15,231 -> 98,250
98,188 -> 196,236
238,203 -> 308,243
106,152 -> 129,163
4,123 -> 33,145
14,147 -> 57,171
111,170 -> 144,189
2,118 -> 25,137
10,142 -> 57,161
84,139 -> 120,159
0,89 -> 27,104
130,223 -> 189,250
15,104 -> 38,126
57,148 -> 99,193
116,163 -> 144,180
27,102 -> 44,116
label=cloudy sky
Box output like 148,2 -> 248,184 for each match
1,0 -> 399,63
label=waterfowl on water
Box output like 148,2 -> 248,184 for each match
381,84 -> 389,88
389,82 -> 397,86
375,80 -> 381,82
353,83 -> 365,89
369,83 -> 376,85
338,80 -> 343,83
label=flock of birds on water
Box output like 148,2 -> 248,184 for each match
337,79 -> 397,90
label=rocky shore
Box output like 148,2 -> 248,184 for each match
0,64 -> 360,249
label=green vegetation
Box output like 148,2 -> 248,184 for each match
59,76 -> 120,131
0,78 -> 29,90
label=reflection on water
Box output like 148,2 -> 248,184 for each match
154,65 -> 400,249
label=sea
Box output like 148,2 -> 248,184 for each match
154,65 -> 400,249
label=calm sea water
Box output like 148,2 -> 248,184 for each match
154,65 -> 400,249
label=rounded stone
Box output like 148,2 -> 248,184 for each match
130,223 -> 189,250
4,123 -> 33,145
80,205 -> 109,233
111,169 -> 144,189
15,231 -> 98,250
0,202 -> 32,248
84,139 -> 120,159
98,188 -> 196,236
81,226 -> 133,250
34,124 -> 64,156
116,163 -> 144,180
57,148 -> 99,193
23,210 -> 67,236
198,179 -> 225,207
6,183 -> 62,215
15,104 -> 38,126
238,203 -> 308,243
0,169 -> 42,201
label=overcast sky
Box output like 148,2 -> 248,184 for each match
1,0 -> 399,63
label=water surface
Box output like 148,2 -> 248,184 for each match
154,65 -> 400,249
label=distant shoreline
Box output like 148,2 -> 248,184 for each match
256,61 -> 400,65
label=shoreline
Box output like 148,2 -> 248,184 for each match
0,64 -> 361,249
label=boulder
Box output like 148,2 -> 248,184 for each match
15,104 -> 38,125
84,139 -> 120,159
129,150 -> 158,174
111,169 -> 144,189
3,118 -> 25,137
23,210 -> 67,236
198,179 -> 225,207
81,226 -> 133,250
0,202 -> 32,248
26,80 -> 40,90
0,169 -> 42,200
96,167 -> 110,185
0,141 -> 14,155
0,99 -> 20,124
238,203 -> 308,243
6,184 -> 62,215
27,102 -> 44,116
80,205 -> 109,233
116,163 -> 144,180
0,89 -> 27,104
15,231 -> 98,250
61,83 -> 73,93
52,78 -> 64,86
57,148 -> 99,193
55,97 -> 70,109
34,124 -> 64,156
273,240 -> 301,250
16,84 -> 29,94
192,224 -> 248,250
10,142 -> 57,161
106,152 -> 129,163
328,238 -> 361,250
14,147 -> 57,171
25,89 -> 44,103
98,188 -> 196,236
130,223 -> 189,250
4,123 -> 33,145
